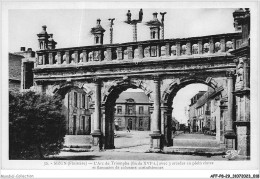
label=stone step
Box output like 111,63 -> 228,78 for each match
64,135 -> 92,147
63,144 -> 92,149
61,147 -> 93,152
163,146 -> 225,156
173,139 -> 220,147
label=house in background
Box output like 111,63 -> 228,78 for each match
9,47 -> 35,92
114,92 -> 152,131
62,88 -> 92,135
188,91 -> 206,132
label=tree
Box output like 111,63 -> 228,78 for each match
9,91 -> 66,159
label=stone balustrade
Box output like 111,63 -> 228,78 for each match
36,32 -> 242,67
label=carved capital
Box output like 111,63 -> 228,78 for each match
93,77 -> 101,84
153,75 -> 160,82
226,70 -> 236,78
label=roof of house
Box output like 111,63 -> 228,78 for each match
195,88 -> 215,108
116,92 -> 150,104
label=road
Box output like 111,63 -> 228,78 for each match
48,131 -> 240,160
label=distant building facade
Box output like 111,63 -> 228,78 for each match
188,91 -> 206,132
188,87 -> 226,142
9,47 -> 35,92
62,88 -> 92,135
114,92 -> 151,131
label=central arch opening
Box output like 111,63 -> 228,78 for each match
169,82 -> 223,149
104,85 -> 152,150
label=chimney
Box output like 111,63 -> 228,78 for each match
20,47 -> 26,51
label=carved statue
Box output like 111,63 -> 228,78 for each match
126,10 -> 131,22
235,58 -> 244,90
139,9 -> 143,22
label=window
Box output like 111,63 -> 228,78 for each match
80,116 -> 84,130
127,105 -> 134,114
118,118 -> 122,126
86,96 -> 89,109
95,36 -> 99,44
82,94 -> 85,108
82,116 -> 85,130
139,106 -> 144,114
74,92 -> 77,107
117,106 -> 122,114
139,118 -> 143,127
152,31 -> 156,39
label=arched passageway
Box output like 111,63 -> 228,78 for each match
53,84 -> 93,136
102,80 -> 152,149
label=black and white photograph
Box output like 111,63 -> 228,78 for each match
1,1 -> 259,179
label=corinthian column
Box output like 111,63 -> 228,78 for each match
91,79 -> 103,150
224,71 -> 236,149
150,76 -> 162,151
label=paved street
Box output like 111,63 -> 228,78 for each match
47,131 -> 239,160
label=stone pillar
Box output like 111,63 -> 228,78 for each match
138,45 -> 144,59
48,53 -> 53,65
198,40 -> 203,54
57,52 -> 61,64
219,100 -> 228,147
161,105 -> 173,146
176,42 -> 181,56
35,53 -> 39,66
110,27 -> 113,44
232,39 -> 236,50
65,51 -> 70,64
224,71 -> 236,149
74,51 -> 79,63
186,42 -> 191,55
132,23 -> 137,42
98,50 -> 103,61
165,43 -> 171,57
150,76 -> 162,151
157,45 -> 161,57
82,50 -> 87,62
128,46 -> 133,60
220,38 -> 226,52
117,47 -> 123,60
42,54 -> 46,65
209,38 -> 215,54
233,57 -> 250,157
106,48 -> 112,61
91,79 -> 103,150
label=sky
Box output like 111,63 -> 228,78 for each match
9,8 -> 236,52
8,8 -> 236,124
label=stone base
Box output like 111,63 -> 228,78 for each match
149,133 -> 162,151
91,131 -> 103,151
236,125 -> 250,157
224,132 -> 236,150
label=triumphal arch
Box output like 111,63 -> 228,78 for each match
32,9 -> 250,156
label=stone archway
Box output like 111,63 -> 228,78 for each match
45,81 -> 95,135
101,78 -> 153,149
47,81 -> 94,98
162,77 -> 221,106
161,76 -> 226,146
